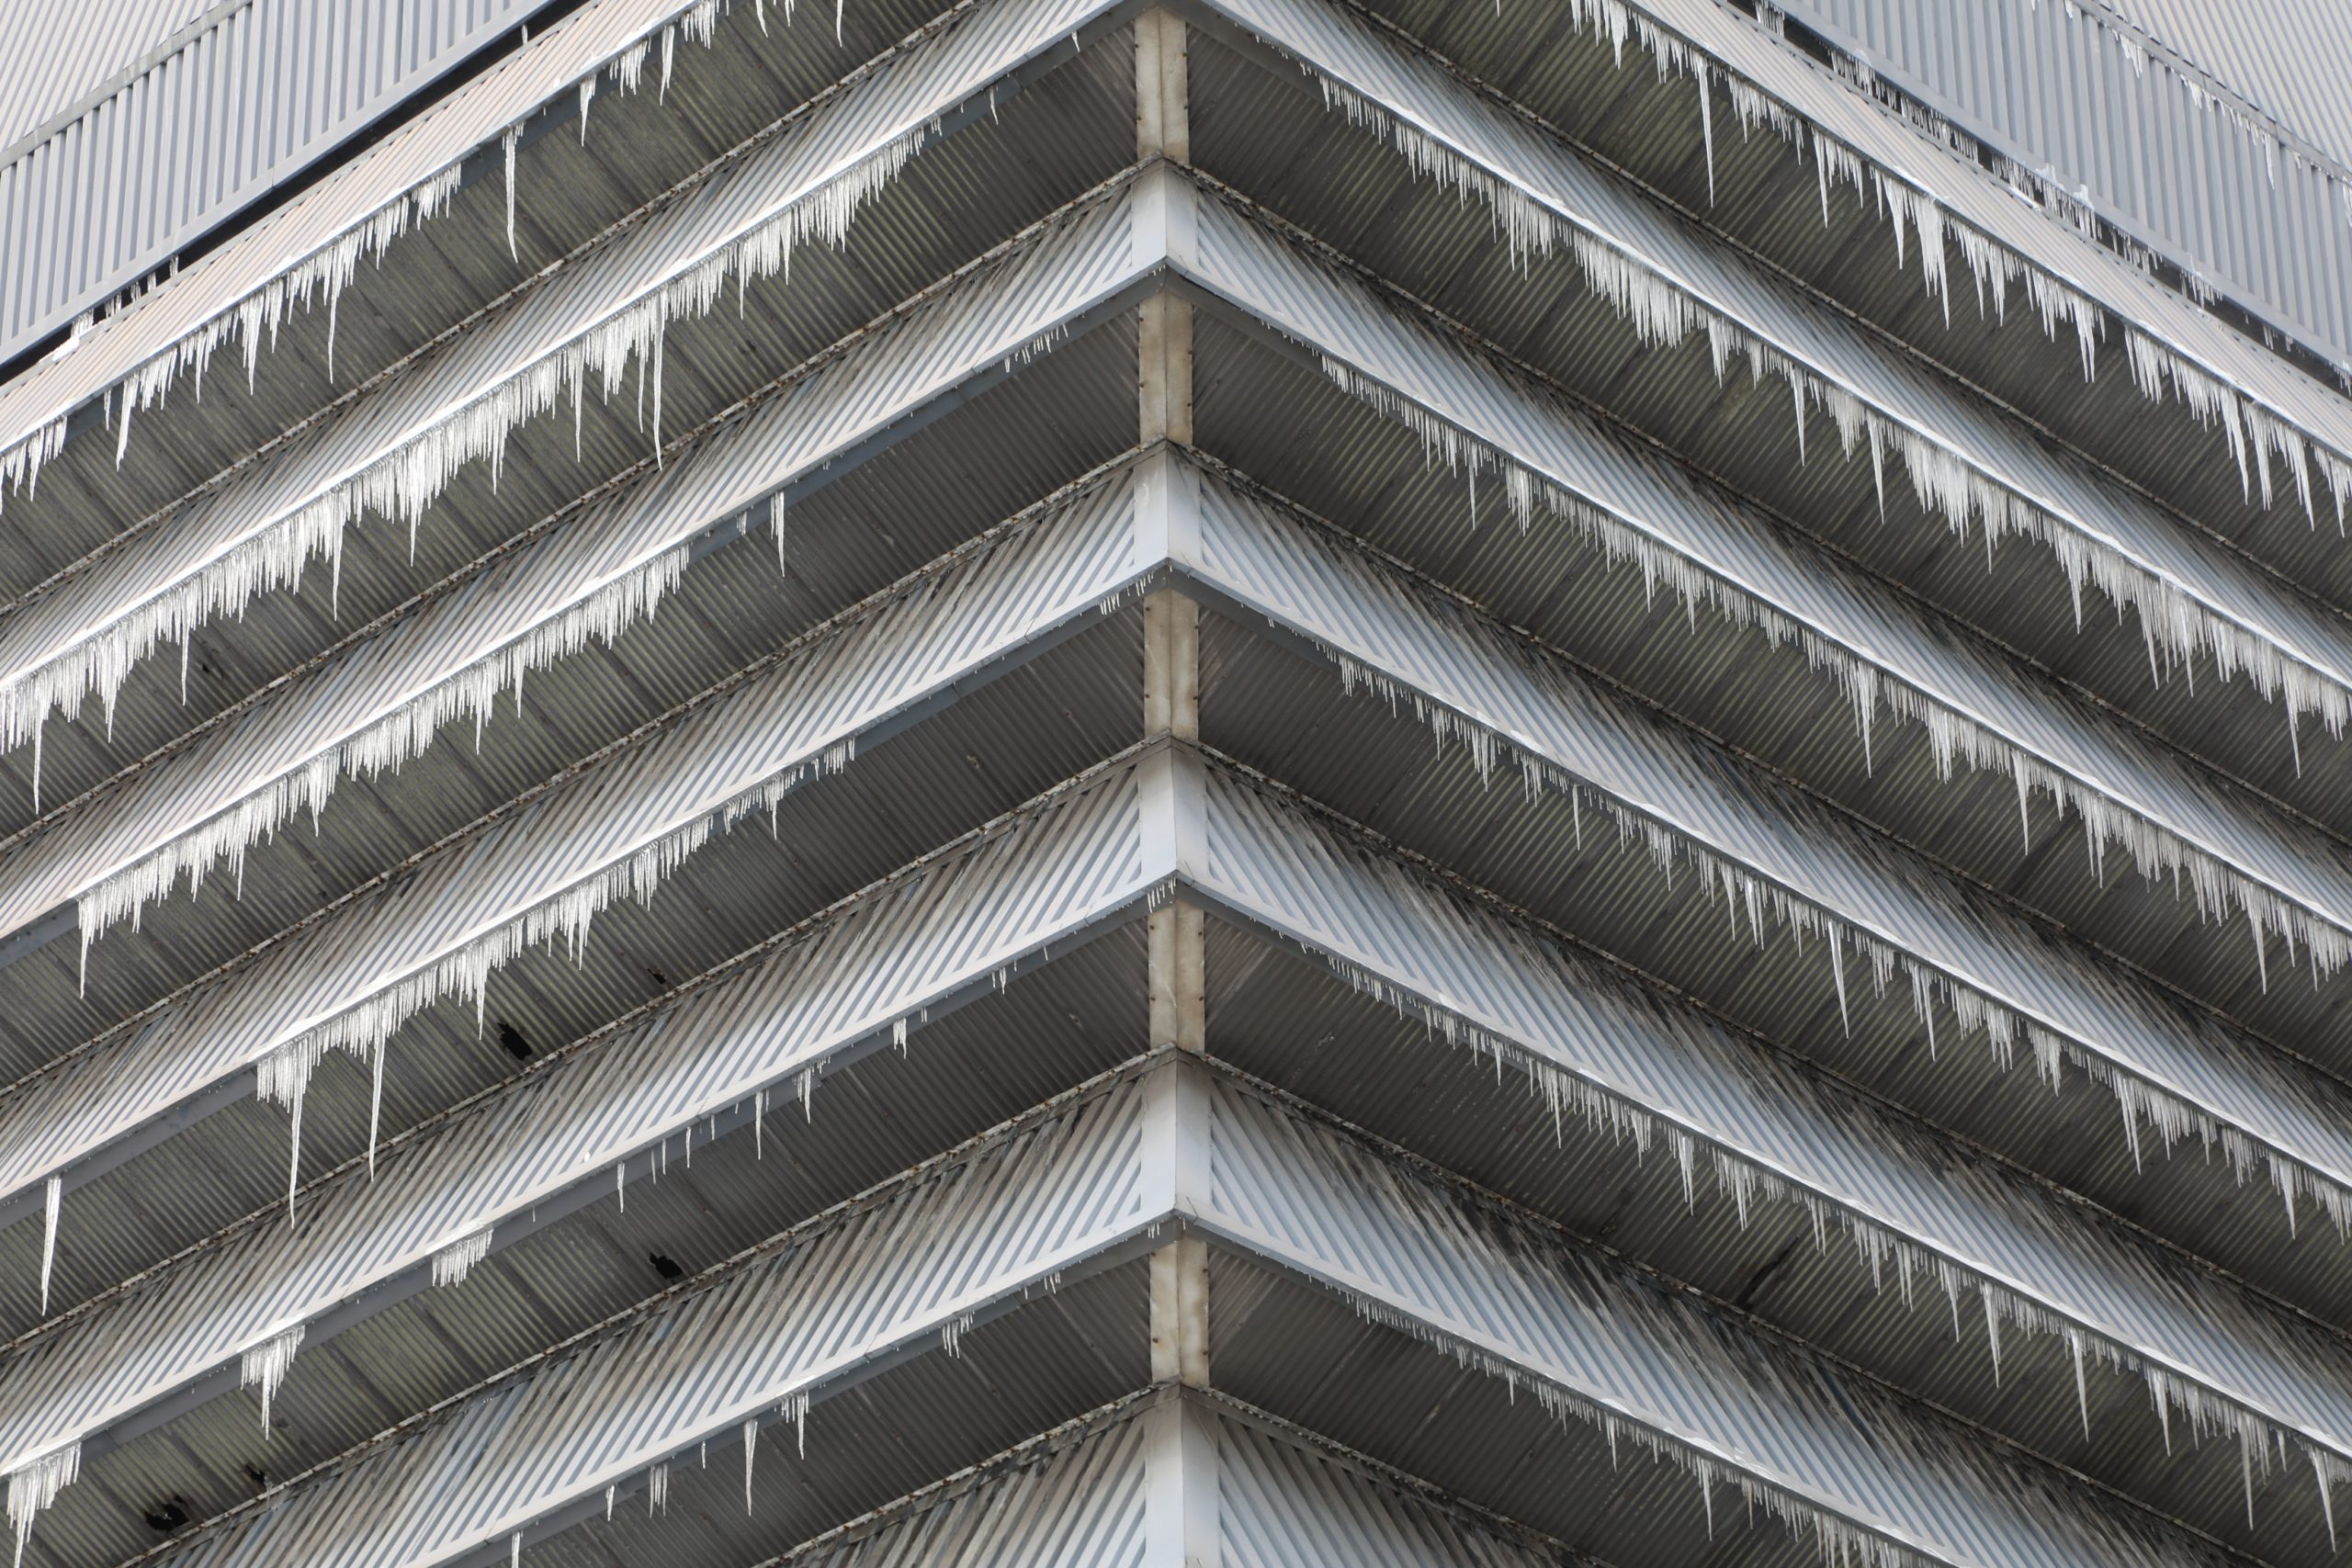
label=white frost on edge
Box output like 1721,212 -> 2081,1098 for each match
1319,953 -> 2352,1544
1326,359 -> 2352,1213
75,541 -> 692,960
1316,77 -> 2352,750
433,1228 -> 497,1289
0,0 -> 933,787
1453,0 -> 2352,527
4,1443 -> 77,1568
247,734 -> 858,1203
239,1323 -> 306,1433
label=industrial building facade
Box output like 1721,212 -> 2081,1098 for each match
1,1 -> 2351,1565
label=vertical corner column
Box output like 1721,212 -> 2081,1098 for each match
1139,6 -> 1208,1398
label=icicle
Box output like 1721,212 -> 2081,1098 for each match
503,126 -> 521,260
433,1228 -> 494,1288
37,1178 -> 59,1314
511,1533 -> 521,1568
240,1324 -> 304,1433
6,1444 -> 80,1567
771,490 -> 789,576
742,1418 -> 758,1513
368,1040 -> 386,1179
647,1462 -> 670,1515
1696,63 -> 1715,204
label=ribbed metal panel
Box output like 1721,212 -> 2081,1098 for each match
0,0 -> 1115,770
0,0 -> 539,365
1778,0 -> 2352,370
0,457 -> 1150,1213
755,1391 -> 1568,1568
1188,750 -> 2352,1473
1218,0 -> 2352,739
1213,1405 -> 1563,1568
1146,38 -> 2352,942
0,178 -> 1149,947
0,750 -> 1152,1477
769,1401 -> 1153,1568
144,1074 -> 1152,1568
103,1058 -> 2224,1568
1514,0 -> 2352,467
1201,1075 -> 2204,1568
0,0 -> 676,449
1180,186 -> 2352,1212
0,0 -> 215,148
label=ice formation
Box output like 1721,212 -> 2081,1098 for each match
0,0 -> 928,795
1314,354 -> 2352,992
234,711 -> 861,1194
36,1177 -> 57,1314
1316,884 -> 2352,1529
1519,0 -> 2352,526
433,1228 -> 496,1288
4,1443 -> 76,1568
75,540 -> 693,959
1315,582 -> 2352,1247
1313,73 -> 2352,762
239,1323 -> 306,1432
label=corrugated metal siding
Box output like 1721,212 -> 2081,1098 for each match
0,181 -> 1148,946
0,0 -> 539,364
1202,1074 -> 2207,1568
1190,753 -> 2352,1471
1556,0 -> 2352,462
1222,0 -> 2352,729
146,1075 -> 1151,1568
0,464 -> 1150,1213
1180,187 -> 2352,1208
771,1401 -> 1153,1568
1212,1408 -> 1559,1568
0,0 -> 218,149
0,0 -> 1119,773
1779,0 -> 2352,368
0,751 -> 1153,1478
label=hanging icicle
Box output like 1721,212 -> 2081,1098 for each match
37,1178 -> 59,1314
240,1324 -> 305,1433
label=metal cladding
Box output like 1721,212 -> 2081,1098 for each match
3,3 -> 2352,1568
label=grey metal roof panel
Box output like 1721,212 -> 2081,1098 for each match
129,1063 -> 1159,1568
0,443 -> 1153,1224
1192,1069 -> 2218,1568
1216,0 -> 2352,743
743,1389 -> 1577,1568
0,0 -> 696,467
1451,0 -> 2352,504
18,682 -> 2352,1553
0,0 -> 542,366
0,0 -> 220,150
102,1057 -> 2233,1568
16,423 -> 2352,1525
2074,0 -> 2352,171
1776,0 -> 2352,374
0,173 -> 1153,958
0,677 -> 1157,1491
0,0 -> 1109,790
1171,184 -> 2352,1228
750,1393 -> 1157,1568
1181,748 -> 2352,1497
